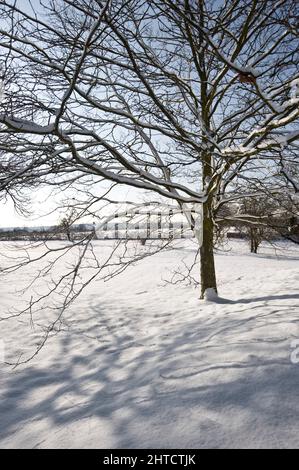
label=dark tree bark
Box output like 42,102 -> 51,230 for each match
200,199 -> 217,299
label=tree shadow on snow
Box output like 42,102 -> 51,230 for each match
0,297 -> 299,448
210,293 -> 299,305
235,293 -> 299,304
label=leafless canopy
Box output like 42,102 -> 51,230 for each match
0,0 -> 298,306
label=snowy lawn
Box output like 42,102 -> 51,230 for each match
0,239 -> 299,449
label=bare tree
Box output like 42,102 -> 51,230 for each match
0,0 -> 298,301
239,196 -> 278,253
58,207 -> 79,241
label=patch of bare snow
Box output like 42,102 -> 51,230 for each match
0,240 -> 298,448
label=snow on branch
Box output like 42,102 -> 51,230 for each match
0,115 -> 54,135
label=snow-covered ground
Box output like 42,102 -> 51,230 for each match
0,239 -> 299,449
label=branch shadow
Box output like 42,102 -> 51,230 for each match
0,296 -> 299,449
210,293 -> 299,305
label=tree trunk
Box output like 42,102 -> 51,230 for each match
197,0 -> 217,300
250,229 -> 255,253
250,228 -> 258,253
200,199 -> 217,299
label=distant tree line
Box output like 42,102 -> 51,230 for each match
0,223 -> 95,241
